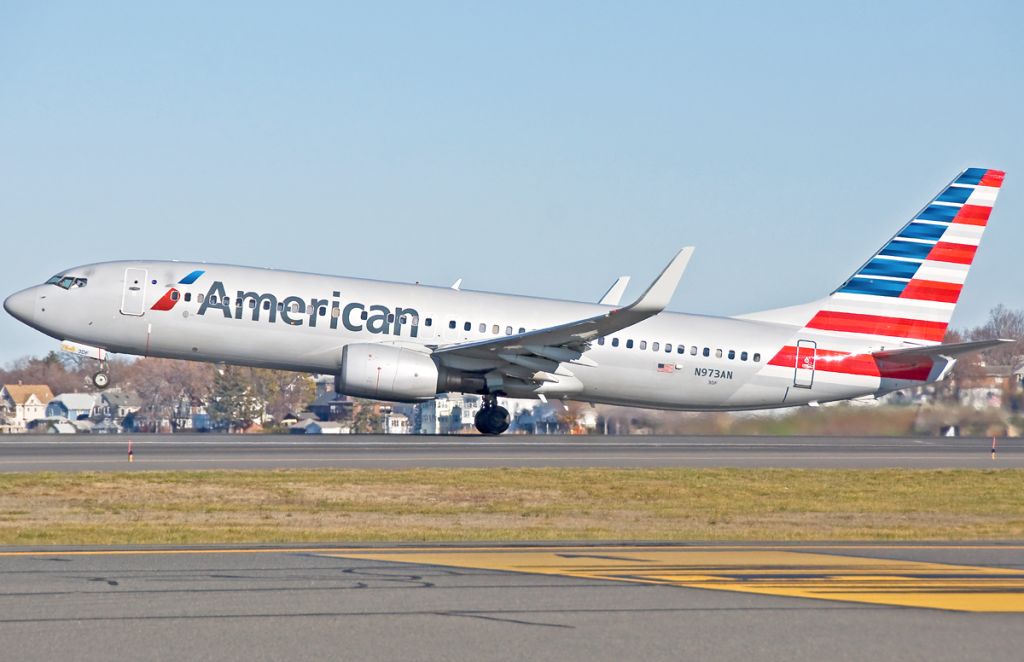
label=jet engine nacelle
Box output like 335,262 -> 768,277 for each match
336,343 -> 439,402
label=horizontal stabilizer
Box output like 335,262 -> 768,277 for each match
872,338 -> 1014,361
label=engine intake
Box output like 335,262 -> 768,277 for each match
336,344 -> 438,402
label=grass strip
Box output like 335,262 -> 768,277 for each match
1,468 -> 1022,545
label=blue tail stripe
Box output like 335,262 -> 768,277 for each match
899,223 -> 946,241
879,240 -> 932,260
955,167 -> 987,186
838,277 -> 907,297
858,258 -> 921,279
916,205 -> 959,222
936,186 -> 973,204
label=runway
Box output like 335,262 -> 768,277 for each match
1,542 -> 1022,661
0,434 -> 1020,471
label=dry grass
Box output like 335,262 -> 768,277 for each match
1,468 -> 1022,545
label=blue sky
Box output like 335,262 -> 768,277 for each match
1,1 -> 1021,363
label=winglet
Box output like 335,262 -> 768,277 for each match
599,276 -> 630,305
621,247 -> 693,314
450,278 -> 462,291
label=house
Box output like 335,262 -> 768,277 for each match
309,391 -> 354,422
1,384 -> 55,432
46,393 -> 98,421
305,420 -> 350,434
416,394 -> 484,434
47,420 -> 77,434
383,412 -> 410,434
98,390 -> 142,420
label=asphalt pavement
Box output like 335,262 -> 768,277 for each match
0,434 -> 1020,471
1,542 -> 1021,662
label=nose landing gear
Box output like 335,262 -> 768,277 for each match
474,394 -> 510,435
91,367 -> 110,389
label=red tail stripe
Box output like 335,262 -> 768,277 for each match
954,204 -> 991,226
805,310 -> 947,341
768,345 -> 933,381
899,279 -> 962,304
979,170 -> 1005,188
926,242 -> 976,265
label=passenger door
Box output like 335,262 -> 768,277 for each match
120,268 -> 148,316
793,339 -> 816,389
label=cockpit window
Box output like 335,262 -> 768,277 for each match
47,275 -> 87,290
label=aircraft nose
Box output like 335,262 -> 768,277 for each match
3,287 -> 37,324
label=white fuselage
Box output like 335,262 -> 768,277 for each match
6,260 -> 930,410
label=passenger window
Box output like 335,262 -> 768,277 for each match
702,347 -> 710,357
651,342 -> 659,352
361,311 -> 369,320
741,351 -> 748,361
505,326 -> 512,335
464,322 -> 471,331
387,314 -> 395,323
448,320 -> 456,329
728,350 -> 735,360
665,344 -> 672,353
479,323 -> 486,333
184,293 -> 192,302
400,315 -> 408,324
627,339 -> 634,349
612,338 -> 620,347
331,307 -> 341,318
518,327 -> 526,334
262,300 -> 271,310
425,318 -> 432,327
753,352 -> 761,362
198,294 -> 205,304
170,291 -> 180,301
677,345 -> 685,354
210,296 -> 218,304
492,324 -> 499,334
639,341 -> 647,350
715,349 -> 723,358
319,306 -> 327,316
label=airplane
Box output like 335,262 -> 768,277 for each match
4,167 -> 1008,434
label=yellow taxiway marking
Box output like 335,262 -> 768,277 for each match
324,548 -> 1024,613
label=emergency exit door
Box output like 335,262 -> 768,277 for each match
793,339 -> 816,389
120,268 -> 148,316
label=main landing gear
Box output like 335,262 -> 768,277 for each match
474,394 -> 510,435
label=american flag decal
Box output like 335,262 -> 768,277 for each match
657,363 -> 675,373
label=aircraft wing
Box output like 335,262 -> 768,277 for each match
432,248 -> 693,390
872,338 -> 1014,362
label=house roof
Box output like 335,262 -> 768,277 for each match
2,384 -> 55,405
48,393 -> 98,411
101,390 -> 141,407
311,391 -> 350,407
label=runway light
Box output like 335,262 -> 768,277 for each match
991,437 -> 997,461
128,439 -> 134,463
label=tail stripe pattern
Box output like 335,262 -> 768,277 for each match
804,167 -> 1003,344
